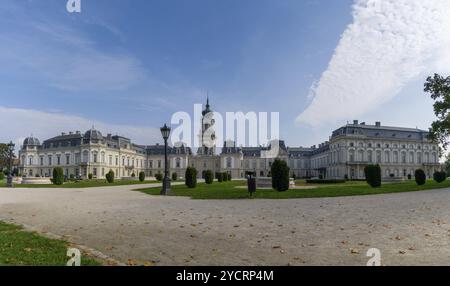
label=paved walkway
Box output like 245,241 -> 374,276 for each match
1,184 -> 450,266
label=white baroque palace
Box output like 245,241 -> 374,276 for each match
19,102 -> 441,180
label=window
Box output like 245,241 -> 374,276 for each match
349,150 -> 355,162
401,152 -> 406,164
109,155 -> 113,165
149,160 -> 153,168
93,153 -> 98,163
376,151 -> 381,163
82,151 -> 89,163
48,155 -> 52,166
368,151 -> 373,163
57,155 -> 61,165
394,151 -> 399,163
158,160 -> 161,168
385,151 -> 390,163
409,152 -> 414,164
66,154 -> 70,165
115,156 -> 119,166
176,158 -> 181,168
29,156 -> 33,165
40,156 -> 44,166
93,168 -> 97,176
417,153 -> 422,164
226,157 -> 232,168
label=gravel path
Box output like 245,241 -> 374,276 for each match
1,184 -> 450,266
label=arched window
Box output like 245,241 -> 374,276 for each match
176,158 -> 181,168
349,150 -> 355,162
367,150 -> 373,163
82,151 -> 89,163
227,157 -> 232,169
401,152 -> 407,164
376,151 -> 382,163
409,152 -> 414,164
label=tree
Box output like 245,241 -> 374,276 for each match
205,170 -> 213,184
271,159 -> 290,192
172,172 -> 178,181
0,143 -> 15,172
88,173 -> 93,180
415,169 -> 426,186
106,170 -> 115,183
52,167 -> 64,185
155,172 -> 163,181
434,171 -> 446,183
424,73 -> 450,150
216,172 -> 223,183
139,171 -> 146,182
185,167 -> 197,188
364,165 -> 382,188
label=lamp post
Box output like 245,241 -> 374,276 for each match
6,141 -> 15,188
160,124 -> 171,196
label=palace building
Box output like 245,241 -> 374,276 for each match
18,100 -> 441,180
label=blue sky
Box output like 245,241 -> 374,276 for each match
1,0 -> 449,147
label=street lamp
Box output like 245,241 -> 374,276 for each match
160,124 -> 171,195
6,141 -> 15,188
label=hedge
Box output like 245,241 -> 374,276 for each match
185,167 -> 197,188
306,179 -> 346,184
415,169 -> 426,186
271,159 -> 290,192
205,170 -> 213,184
364,165 -> 382,188
52,167 -> 64,185
139,171 -> 146,182
106,170 -> 115,183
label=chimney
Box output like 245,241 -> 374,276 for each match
360,122 -> 366,125
69,132 -> 73,135
61,132 -> 66,136
375,122 -> 381,127
76,131 -> 81,134
353,120 -> 359,125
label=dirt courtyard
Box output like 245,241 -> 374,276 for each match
1,184 -> 450,266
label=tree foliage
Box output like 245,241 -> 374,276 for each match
424,73 -> 450,150
415,169 -> 426,186
185,167 -> 197,188
433,171 -> 446,183
52,167 -> 64,185
106,170 -> 115,183
205,170 -> 213,184
271,159 -> 290,192
364,165 -> 382,188
139,171 -> 146,182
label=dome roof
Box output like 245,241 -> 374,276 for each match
23,137 -> 40,146
84,128 -> 103,141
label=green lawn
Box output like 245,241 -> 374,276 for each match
1,179 -> 158,188
0,221 -> 101,266
136,180 -> 450,200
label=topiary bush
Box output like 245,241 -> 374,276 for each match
106,170 -> 115,183
172,172 -> 178,181
185,167 -> 197,188
52,167 -> 64,185
217,172 -> 223,183
415,169 -> 426,186
227,173 -> 232,181
364,165 -> 382,188
139,171 -> 145,182
131,173 -> 136,178
0,171 -> 4,181
205,170 -> 213,184
434,171 -> 446,183
88,173 -> 93,180
222,172 -> 228,182
155,172 -> 163,182
271,159 -> 290,192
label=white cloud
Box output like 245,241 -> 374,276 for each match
296,0 -> 450,126
0,106 -> 161,148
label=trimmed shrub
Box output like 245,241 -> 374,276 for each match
364,165 -> 382,188
227,173 -> 232,181
292,173 -> 297,180
407,174 -> 412,180
217,172 -> 223,183
52,167 -> 64,185
271,159 -> 290,192
434,171 -> 446,183
172,172 -> 178,181
88,173 -> 93,180
185,167 -> 197,188
205,170 -> 213,184
0,171 -> 4,181
131,173 -> 136,178
139,171 -> 145,182
155,172 -> 163,182
106,170 -> 115,183
415,169 -> 426,186
222,172 -> 228,182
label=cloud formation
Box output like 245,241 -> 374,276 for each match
0,106 -> 161,148
297,0 -> 450,126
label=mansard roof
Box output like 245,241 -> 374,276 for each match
146,144 -> 192,155
332,122 -> 429,141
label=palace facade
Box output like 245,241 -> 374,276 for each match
18,101 -> 442,180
